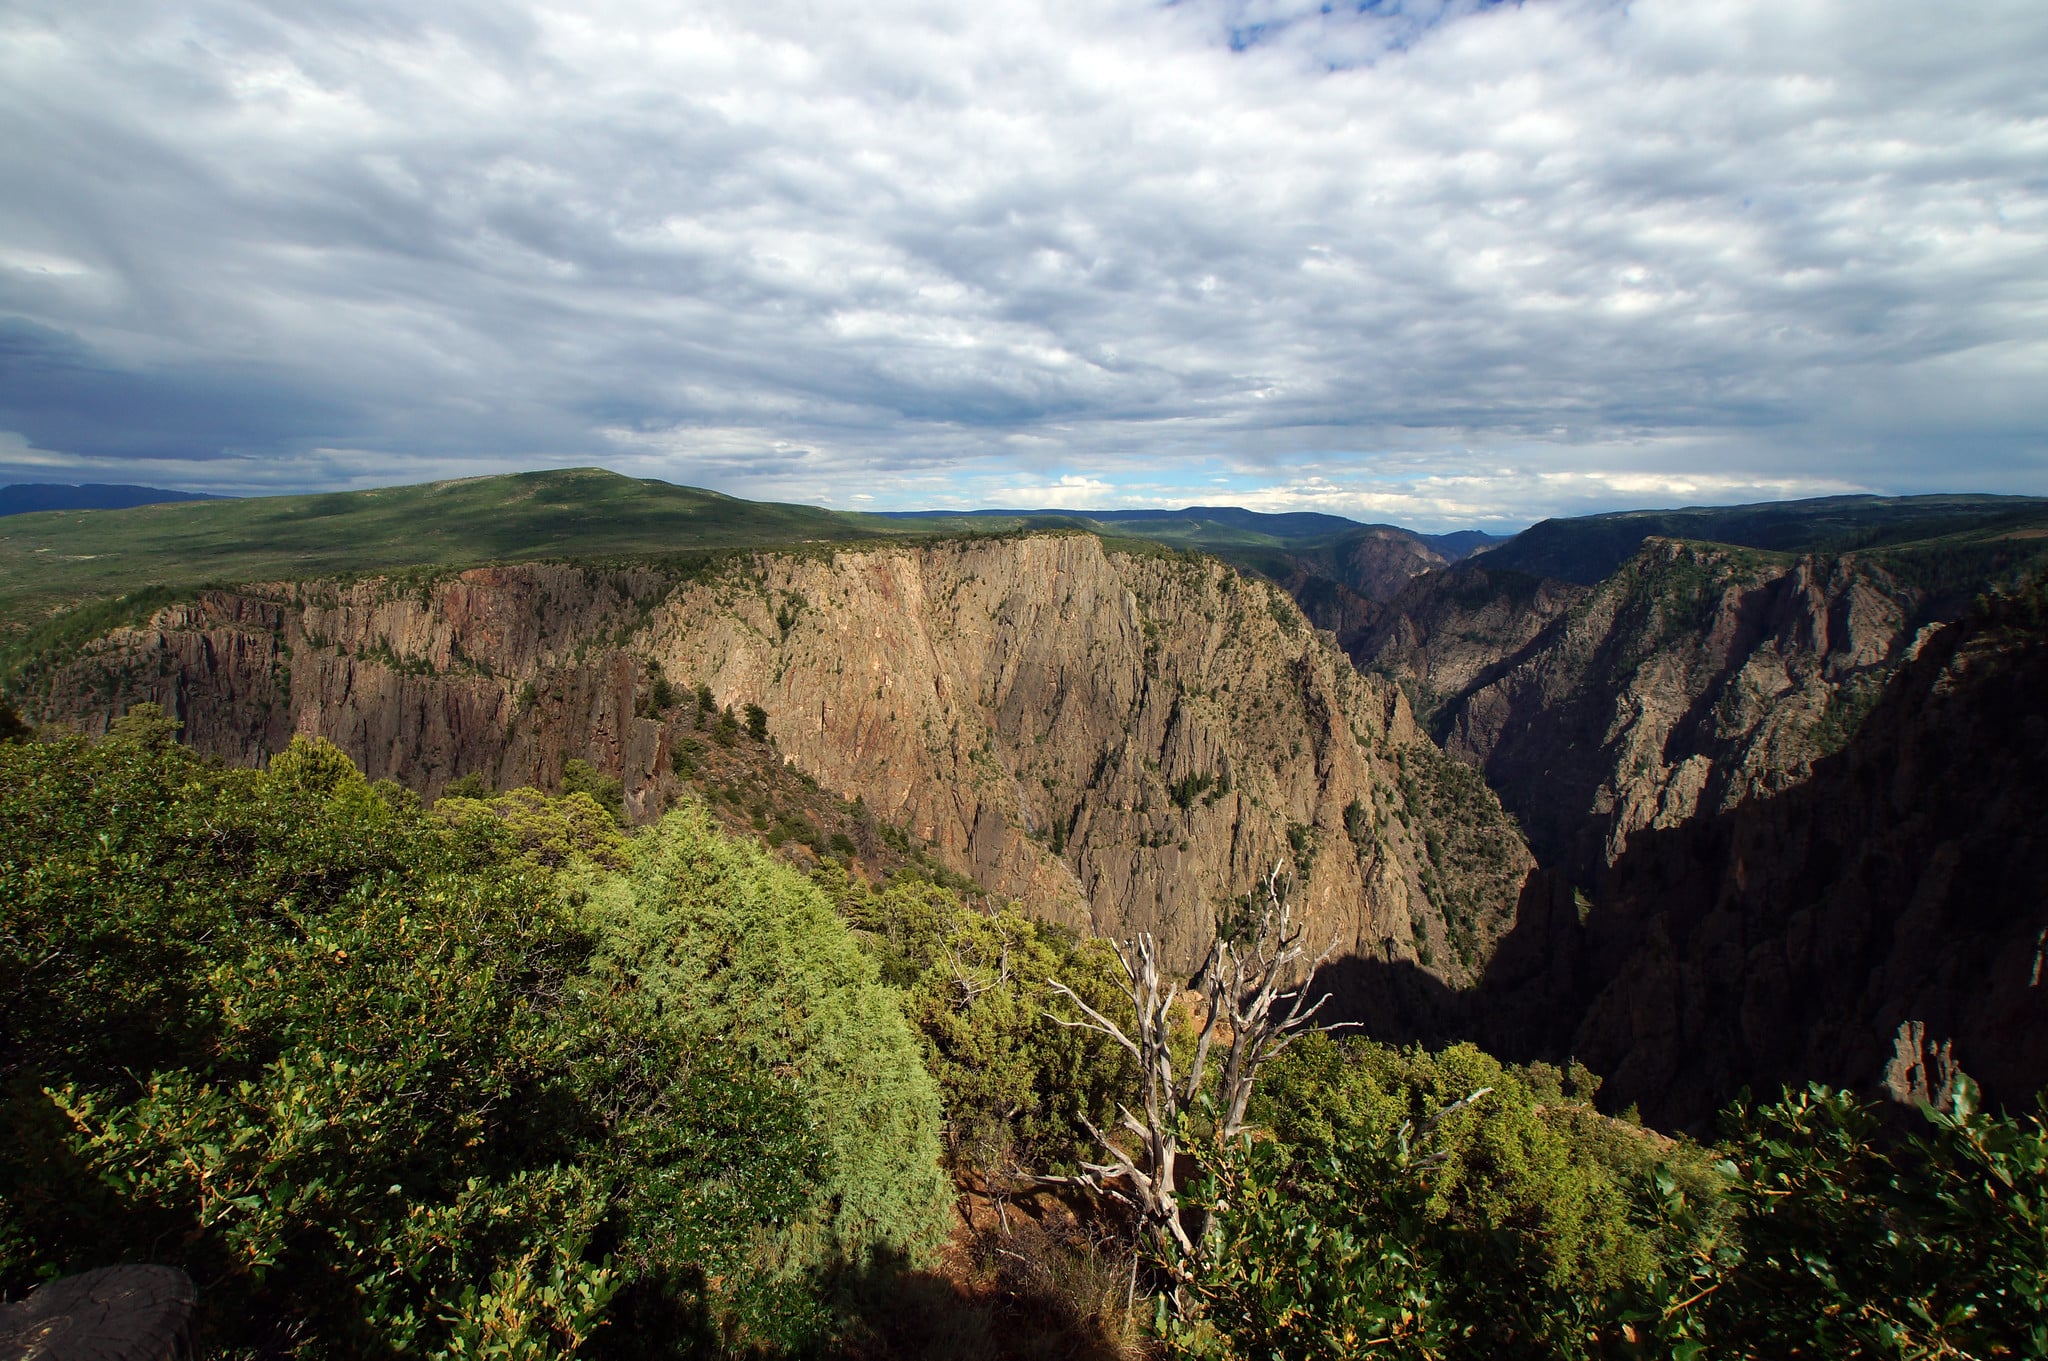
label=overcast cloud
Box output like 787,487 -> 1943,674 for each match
0,0 -> 2043,528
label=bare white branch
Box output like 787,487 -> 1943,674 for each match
1044,857 -> 1361,1275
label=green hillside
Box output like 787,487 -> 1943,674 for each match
1482,493 -> 2048,585
877,505 -> 1496,561
0,468 -> 894,663
0,470 -> 1441,682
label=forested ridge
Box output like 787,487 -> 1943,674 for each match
4,709 -> 2043,1358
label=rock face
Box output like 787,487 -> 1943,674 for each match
1272,528 -> 1458,665
22,535 -> 1532,989
1347,562 -> 1587,711
1476,584 -> 2048,1127
1367,540 -> 1919,877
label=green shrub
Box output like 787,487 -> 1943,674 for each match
574,808 -> 953,1286
442,770 -> 492,799
561,758 -> 624,822
0,733 -> 819,1357
819,870 -> 1134,1172
1186,1040 -> 2047,1361
1650,1079 -> 2048,1360
435,785 -> 632,869
0,732 -> 978,1356
1228,1036 -> 1728,1358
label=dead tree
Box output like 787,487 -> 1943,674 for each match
1047,863 -> 1350,1260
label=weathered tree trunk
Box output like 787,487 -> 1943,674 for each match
1048,864 -> 1349,1274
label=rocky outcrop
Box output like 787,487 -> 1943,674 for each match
1314,528 -> 1452,604
22,536 -> 1532,990
1347,562 -> 1586,712
1370,540 -> 1919,877
1476,583 -> 2048,1127
1263,527 -> 1460,666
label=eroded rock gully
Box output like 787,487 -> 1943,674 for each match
1370,540 -> 1923,878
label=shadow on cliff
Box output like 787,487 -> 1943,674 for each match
1459,582 -> 2048,1132
1310,952 -> 1466,1049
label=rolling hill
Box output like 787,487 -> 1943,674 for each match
0,468 -> 894,672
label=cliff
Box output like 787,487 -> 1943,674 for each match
1364,540 -> 1920,877
1476,580 -> 2048,1127
18,535 -> 1532,991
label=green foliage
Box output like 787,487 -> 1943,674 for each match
1170,1118 -> 1452,1359
646,673 -> 678,714
560,758 -> 624,822
0,586 -> 189,693
1392,744 -> 1525,973
1342,796 -> 1371,846
103,699 -> 182,751
817,869 -> 1134,1171
712,709 -> 740,747
1285,821 -> 1317,875
1809,670 -> 1888,757
1247,1037 -> 1714,1358
443,770 -> 493,799
766,809 -> 822,852
1646,1079 -> 2048,1360
0,730 -> 947,1357
574,809 -> 954,1287
744,703 -> 770,743
436,786 -> 633,869
1186,1040 -> 2048,1361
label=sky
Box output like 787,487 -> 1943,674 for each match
1,0 -> 2044,531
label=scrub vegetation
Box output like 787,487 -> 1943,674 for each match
3,708 -> 2043,1358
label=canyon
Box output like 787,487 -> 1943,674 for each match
12,481 -> 2048,1130
17,534 -> 1531,998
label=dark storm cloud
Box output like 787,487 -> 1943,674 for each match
0,0 -> 2042,524
0,318 -> 356,462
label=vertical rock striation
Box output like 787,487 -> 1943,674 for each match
20,536 -> 1533,991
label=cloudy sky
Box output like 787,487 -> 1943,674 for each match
1,0 -> 2043,528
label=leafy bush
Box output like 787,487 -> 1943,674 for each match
435,785 -> 632,868
1649,1079 -> 2048,1360
0,729 -> 944,1357
1183,1039 -> 2046,1361
1171,1117 -> 1449,1359
574,809 -> 954,1287
1238,1037 -> 1719,1357
818,869 -> 1134,1170
561,758 -> 624,822
442,770 -> 493,799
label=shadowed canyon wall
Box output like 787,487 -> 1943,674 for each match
1361,540 -> 1947,878
1474,584 -> 2048,1128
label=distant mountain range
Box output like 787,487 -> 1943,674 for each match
1477,493 -> 2048,584
0,483 -> 226,517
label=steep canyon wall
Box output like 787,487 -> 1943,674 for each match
20,536 -> 1532,993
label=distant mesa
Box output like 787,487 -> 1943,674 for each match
0,483 -> 227,517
